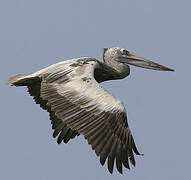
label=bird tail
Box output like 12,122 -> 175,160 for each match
7,74 -> 32,86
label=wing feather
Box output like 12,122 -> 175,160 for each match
99,132 -> 114,165
116,141 -> 123,174
108,136 -> 118,174
27,79 -> 79,144
25,57 -> 141,174
57,126 -> 70,144
53,123 -> 66,138
91,129 -> 109,151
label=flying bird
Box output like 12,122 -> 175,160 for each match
7,47 -> 174,174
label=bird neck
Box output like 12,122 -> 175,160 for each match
104,59 -> 130,79
94,60 -> 130,83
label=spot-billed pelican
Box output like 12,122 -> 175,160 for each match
7,47 -> 174,174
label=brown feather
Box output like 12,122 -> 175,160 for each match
78,115 -> 105,134
107,136 -> 118,174
64,129 -> 74,143
99,133 -> 114,165
87,124 -> 107,143
91,129 -> 108,151
67,113 -> 95,128
83,120 -> 105,137
53,123 -> 66,138
95,130 -> 111,156
57,126 -> 69,144
122,145 -> 130,169
116,140 -> 123,174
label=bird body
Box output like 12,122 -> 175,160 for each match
7,47 -> 174,174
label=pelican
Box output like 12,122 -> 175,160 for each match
7,47 -> 174,174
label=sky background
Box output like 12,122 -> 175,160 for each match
1,0 -> 190,179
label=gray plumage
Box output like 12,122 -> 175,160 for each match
7,47 -> 174,174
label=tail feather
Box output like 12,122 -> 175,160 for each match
7,74 -> 37,86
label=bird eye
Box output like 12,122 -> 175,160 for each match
120,48 -> 129,55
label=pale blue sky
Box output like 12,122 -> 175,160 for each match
1,0 -> 190,179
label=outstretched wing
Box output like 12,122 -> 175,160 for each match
29,57 -> 141,174
8,57 -> 140,174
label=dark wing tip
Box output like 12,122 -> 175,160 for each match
131,136 -> 142,156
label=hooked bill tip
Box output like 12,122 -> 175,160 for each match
166,67 -> 175,71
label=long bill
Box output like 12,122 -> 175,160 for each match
123,53 -> 174,71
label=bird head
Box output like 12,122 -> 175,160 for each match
103,47 -> 174,71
